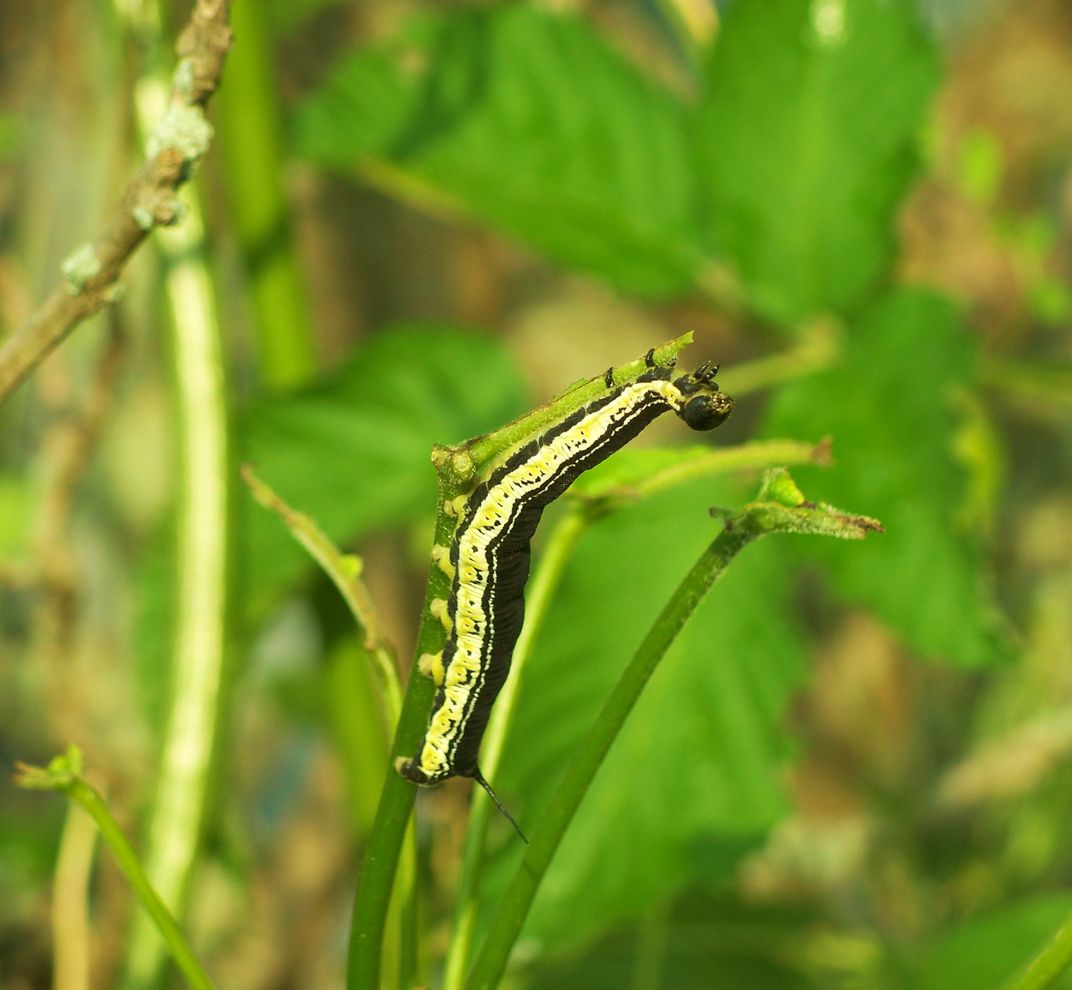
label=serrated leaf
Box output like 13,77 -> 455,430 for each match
763,289 -> 1005,666
293,6 -> 702,296
481,478 -> 807,950
695,0 -> 940,323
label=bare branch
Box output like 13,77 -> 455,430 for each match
0,0 -> 232,405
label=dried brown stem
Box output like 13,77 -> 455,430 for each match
0,0 -> 232,405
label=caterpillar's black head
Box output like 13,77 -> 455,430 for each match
674,363 -> 734,431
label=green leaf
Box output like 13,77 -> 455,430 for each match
0,474 -> 33,558
0,113 -> 26,161
482,477 -> 807,950
238,326 -> 528,615
695,0 -> 940,323
763,288 -> 1005,666
523,892 -> 821,990
885,895 -> 1072,989
265,0 -> 344,35
293,5 -> 702,296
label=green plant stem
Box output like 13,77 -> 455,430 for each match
239,467 -> 417,985
441,438 -> 828,985
442,507 -> 588,990
626,438 -> 831,497
345,479 -> 455,990
396,820 -> 421,989
127,194 -> 229,982
324,640 -> 392,829
216,0 -> 316,387
717,319 -> 839,398
52,803 -> 96,990
440,437 -> 827,984
241,464 -> 403,721
981,357 -> 1072,417
74,779 -> 215,990
346,341 -> 698,989
16,752 -> 214,990
122,4 -> 230,980
466,470 -> 881,989
1003,909 -> 1072,990
465,523 -> 756,990
572,437 -> 831,508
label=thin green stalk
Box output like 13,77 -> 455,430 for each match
324,639 -> 392,830
240,464 -> 416,984
215,0 -> 316,387
241,464 -> 402,721
396,821 -> 421,989
981,357 -> 1072,417
442,508 -> 588,990
466,525 -> 755,990
121,3 -> 230,981
622,438 -> 831,499
441,436 -> 830,986
16,749 -> 215,990
346,481 -> 455,990
717,319 -> 839,398
1003,910 -> 1072,990
52,801 -> 96,990
466,470 -> 882,989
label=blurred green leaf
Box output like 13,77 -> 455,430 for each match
481,478 -> 807,950
265,0 -> 344,35
523,891 -> 822,990
237,326 -> 528,616
0,113 -> 26,161
0,475 -> 33,558
293,5 -> 702,296
956,129 -> 1004,206
885,894 -> 1072,989
695,0 -> 940,323
763,288 -> 1005,665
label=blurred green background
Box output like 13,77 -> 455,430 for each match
1,0 -> 1071,987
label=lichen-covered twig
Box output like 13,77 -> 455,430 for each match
0,0 -> 232,405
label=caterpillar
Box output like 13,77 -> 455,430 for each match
398,353 -> 733,838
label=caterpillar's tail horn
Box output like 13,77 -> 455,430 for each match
472,768 -> 529,844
